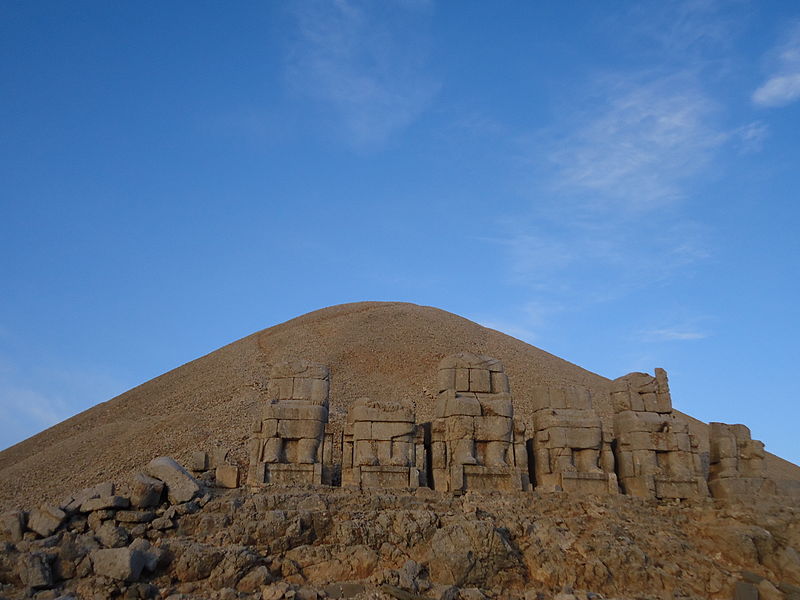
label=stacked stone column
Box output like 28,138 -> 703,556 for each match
612,368 -> 708,500
430,352 -> 528,492
708,422 -> 775,499
531,385 -> 618,494
342,398 -> 426,489
247,360 -> 335,486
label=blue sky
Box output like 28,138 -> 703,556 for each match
1,1 -> 798,464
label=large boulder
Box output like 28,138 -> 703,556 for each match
91,547 -> 145,581
1,510 -> 26,542
27,505 -> 66,538
423,520 -> 523,587
130,472 -> 165,508
17,553 -> 52,589
145,456 -> 201,503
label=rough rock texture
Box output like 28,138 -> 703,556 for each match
146,457 -> 202,504
0,302 -> 797,512
2,483 -> 799,600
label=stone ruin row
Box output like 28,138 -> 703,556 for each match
245,354 -> 774,501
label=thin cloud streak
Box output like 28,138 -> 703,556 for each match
286,0 -> 439,147
547,74 -> 727,212
753,22 -> 800,108
640,328 -> 709,342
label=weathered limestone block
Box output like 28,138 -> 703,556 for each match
190,451 -> 209,472
130,473 -> 165,508
81,495 -> 130,512
708,422 -> 775,499
1,510 -> 26,542
216,464 -> 240,489
531,385 -> 618,495
343,398 -> 426,489
145,456 -> 202,503
17,553 -> 52,589
60,481 -> 115,512
612,369 -> 708,500
248,360 -> 334,486
91,547 -> 145,581
28,504 -> 66,537
115,510 -> 155,523
431,352 -> 529,493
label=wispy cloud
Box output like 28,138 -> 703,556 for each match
286,0 -> 439,147
733,121 -> 769,154
753,22 -> 800,108
480,2 -> 752,346
494,214 -> 712,295
545,73 -> 727,212
639,328 -> 709,342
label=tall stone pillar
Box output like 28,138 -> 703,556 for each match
612,368 -> 708,500
247,360 -> 336,486
430,352 -> 529,493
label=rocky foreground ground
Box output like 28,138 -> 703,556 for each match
2,459 -> 799,600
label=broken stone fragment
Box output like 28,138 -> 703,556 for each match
236,565 -> 271,593
87,509 -> 114,532
130,472 -> 165,508
60,481 -> 115,512
91,546 -> 146,581
145,456 -> 201,504
1,510 -> 26,542
262,581 -> 291,600
129,537 -> 163,572
190,451 -> 209,471
115,510 -> 155,523
27,505 -> 66,538
17,552 -> 52,589
210,447 -> 230,468
81,495 -> 130,512
150,516 -> 174,530
216,464 -> 240,489
95,521 -> 130,548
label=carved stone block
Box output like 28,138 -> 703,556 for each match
708,422 -> 774,500
612,369 -> 708,500
431,352 -> 529,493
342,398 -> 426,489
531,384 -> 617,495
248,360 -> 333,487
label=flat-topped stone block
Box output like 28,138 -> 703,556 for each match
343,398 -> 426,489
531,384 -> 617,494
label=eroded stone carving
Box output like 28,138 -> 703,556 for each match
247,360 -> 335,486
342,398 -> 426,489
430,352 -> 529,492
709,422 -> 775,499
612,368 -> 708,500
531,385 -> 618,494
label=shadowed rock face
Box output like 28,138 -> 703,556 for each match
1,301 -> 798,512
3,483 -> 800,599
